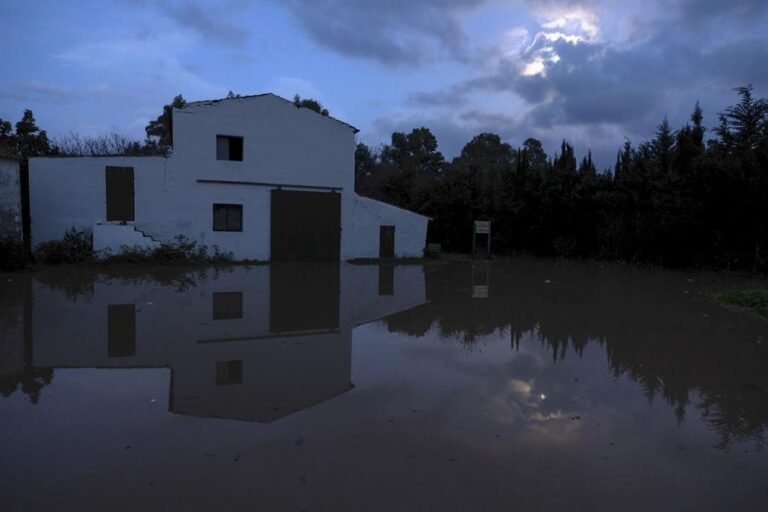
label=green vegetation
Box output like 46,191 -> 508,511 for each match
714,289 -> 768,319
5,88 -> 768,273
101,235 -> 233,265
33,230 -> 247,267
36,227 -> 94,265
293,94 -> 329,116
356,86 -> 768,273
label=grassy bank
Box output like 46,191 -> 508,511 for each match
713,289 -> 768,319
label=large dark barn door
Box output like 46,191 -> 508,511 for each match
105,166 -> 135,221
271,190 -> 341,261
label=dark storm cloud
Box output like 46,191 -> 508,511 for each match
159,0 -> 249,46
406,0 -> 768,165
676,0 -> 768,27
284,0 -> 484,66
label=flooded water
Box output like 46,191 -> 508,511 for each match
1,260 -> 768,511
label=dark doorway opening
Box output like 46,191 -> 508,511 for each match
105,166 -> 134,221
379,225 -> 395,258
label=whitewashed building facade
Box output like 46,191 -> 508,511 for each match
29,94 -> 428,261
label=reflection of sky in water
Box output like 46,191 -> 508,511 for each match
2,260 -> 768,511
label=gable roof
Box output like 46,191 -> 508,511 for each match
182,92 -> 360,133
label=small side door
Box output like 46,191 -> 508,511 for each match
379,225 -> 395,258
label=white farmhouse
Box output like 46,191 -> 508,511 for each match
29,94 -> 428,261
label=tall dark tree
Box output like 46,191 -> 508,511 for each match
715,85 -> 768,152
0,110 -> 57,157
145,94 -> 186,150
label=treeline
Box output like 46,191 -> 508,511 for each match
3,88 -> 766,272
356,86 -> 768,272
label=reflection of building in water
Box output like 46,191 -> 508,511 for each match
19,264 -> 426,422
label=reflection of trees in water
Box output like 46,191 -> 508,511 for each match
34,266 -> 239,302
0,367 -> 54,404
0,275 -> 54,404
385,261 -> 768,448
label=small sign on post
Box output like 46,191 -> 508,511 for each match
472,220 -> 492,257
474,221 -> 491,234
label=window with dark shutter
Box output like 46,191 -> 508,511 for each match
216,135 -> 243,161
212,204 -> 243,232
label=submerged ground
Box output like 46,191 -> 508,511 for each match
1,259 -> 767,511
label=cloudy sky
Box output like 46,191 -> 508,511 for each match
2,0 -> 767,168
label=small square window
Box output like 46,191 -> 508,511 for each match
213,204 -> 243,232
216,360 -> 242,385
216,135 -> 243,161
213,291 -> 243,320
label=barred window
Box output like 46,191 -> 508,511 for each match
213,204 -> 243,232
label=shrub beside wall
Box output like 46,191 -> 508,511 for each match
36,227 -> 94,265
35,229 -> 234,266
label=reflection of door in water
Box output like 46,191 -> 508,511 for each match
269,263 -> 340,333
378,265 -> 394,295
379,225 -> 395,258
105,166 -> 135,221
270,190 -> 341,261
108,304 -> 135,357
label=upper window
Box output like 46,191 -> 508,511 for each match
216,135 -> 243,161
213,204 -> 243,232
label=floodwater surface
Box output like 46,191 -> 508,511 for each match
1,260 -> 767,511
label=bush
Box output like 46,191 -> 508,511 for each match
0,236 -> 25,271
36,228 -> 93,265
102,235 -> 233,265
715,289 -> 768,319
424,243 -> 442,259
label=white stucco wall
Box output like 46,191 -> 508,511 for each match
342,195 -> 429,259
173,95 -> 355,189
93,224 -> 160,253
0,157 -> 22,241
28,94 -> 428,260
